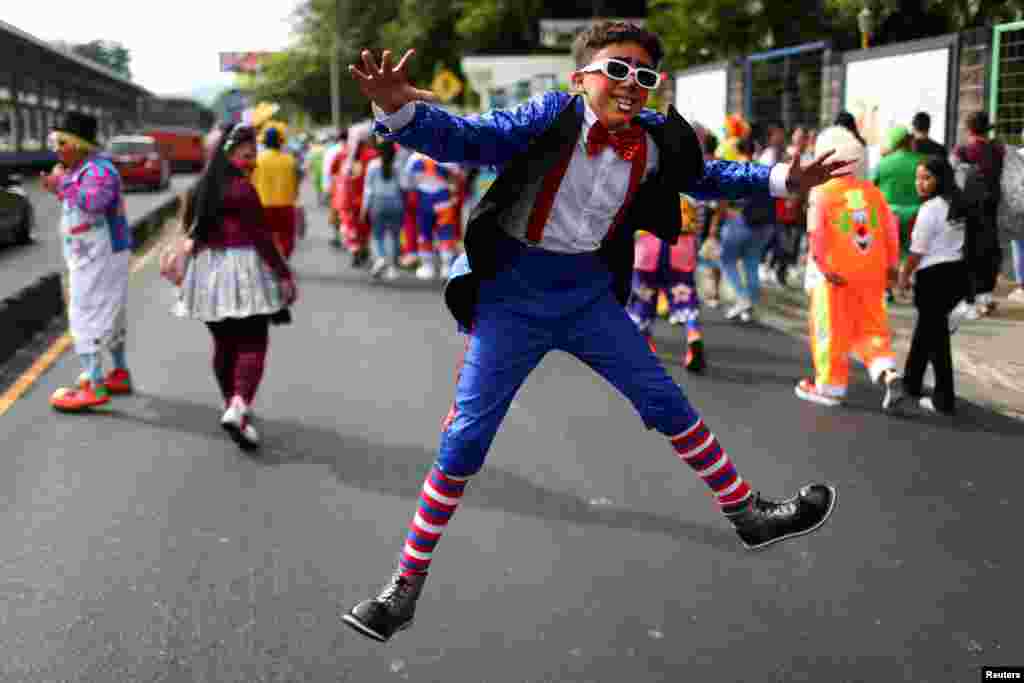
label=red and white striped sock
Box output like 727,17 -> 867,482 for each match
670,418 -> 752,510
398,465 -> 470,577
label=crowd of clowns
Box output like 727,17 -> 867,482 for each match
310,121 -> 492,282
37,97 -> 1007,427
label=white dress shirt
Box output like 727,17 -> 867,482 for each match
376,99 -> 790,254
911,196 -> 964,272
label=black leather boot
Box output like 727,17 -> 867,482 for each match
726,484 -> 836,550
343,571 -> 426,642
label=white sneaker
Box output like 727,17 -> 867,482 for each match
882,370 -> 904,412
724,301 -> 752,320
221,396 -> 260,450
370,257 -> 388,278
949,300 -> 971,334
758,263 -> 772,282
919,395 -> 955,416
415,262 -> 436,280
383,265 -> 400,281
739,309 -> 753,323
221,396 -> 244,428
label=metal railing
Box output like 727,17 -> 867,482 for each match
991,20 -> 1024,145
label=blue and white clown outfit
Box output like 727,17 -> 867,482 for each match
375,91 -> 788,478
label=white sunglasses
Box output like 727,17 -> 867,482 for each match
580,58 -> 662,90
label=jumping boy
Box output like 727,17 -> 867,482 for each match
344,22 -> 848,643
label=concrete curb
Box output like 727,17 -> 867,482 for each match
0,188 -> 190,368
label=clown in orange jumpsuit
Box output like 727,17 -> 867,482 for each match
796,126 -> 904,410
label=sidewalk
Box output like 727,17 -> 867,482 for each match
711,269 -> 1024,420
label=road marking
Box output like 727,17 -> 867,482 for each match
0,219 -> 175,417
0,333 -> 74,415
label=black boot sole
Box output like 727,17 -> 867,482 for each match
342,613 -> 413,642
740,484 -> 838,551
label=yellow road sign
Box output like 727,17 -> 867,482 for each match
432,69 -> 464,103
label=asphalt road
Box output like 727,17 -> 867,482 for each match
1,195 -> 1021,682
0,174 -> 197,301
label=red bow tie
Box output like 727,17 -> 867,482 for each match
586,122 -> 644,161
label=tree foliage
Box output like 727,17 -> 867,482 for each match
71,40 -> 132,79
252,0 -> 1024,123
650,0 -> 1024,70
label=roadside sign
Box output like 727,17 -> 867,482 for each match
432,69 -> 464,103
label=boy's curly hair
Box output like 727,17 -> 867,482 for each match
572,21 -> 664,69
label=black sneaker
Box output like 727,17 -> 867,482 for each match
726,484 -> 837,551
342,572 -> 426,642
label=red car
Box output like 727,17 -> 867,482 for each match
108,135 -> 172,191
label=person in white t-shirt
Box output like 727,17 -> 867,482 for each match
896,156 -> 970,415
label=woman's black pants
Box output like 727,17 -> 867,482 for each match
903,260 -> 968,413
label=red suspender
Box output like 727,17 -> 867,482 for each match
605,137 -> 647,241
525,142 -> 576,243
524,133 -> 648,245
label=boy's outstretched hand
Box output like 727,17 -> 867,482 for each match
784,149 -> 852,195
349,49 -> 438,114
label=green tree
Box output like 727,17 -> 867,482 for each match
650,0 -> 1024,72
648,0 -> 836,70
72,40 -> 132,79
454,0 -> 547,53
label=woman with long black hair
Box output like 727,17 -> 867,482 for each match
175,124 -> 297,448
896,155 -> 970,415
360,137 -> 405,280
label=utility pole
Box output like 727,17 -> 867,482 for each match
331,0 -> 343,132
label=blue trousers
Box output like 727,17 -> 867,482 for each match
720,217 -> 771,305
369,205 -> 402,263
438,240 -> 701,477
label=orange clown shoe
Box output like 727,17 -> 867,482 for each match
51,385 -> 111,412
77,369 -> 133,395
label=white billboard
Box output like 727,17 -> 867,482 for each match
674,68 -> 728,135
844,47 -> 950,175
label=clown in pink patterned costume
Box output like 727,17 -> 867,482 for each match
43,112 -> 134,412
628,194 -> 706,373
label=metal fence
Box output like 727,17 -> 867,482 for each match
745,42 -> 828,132
991,20 -> 1024,146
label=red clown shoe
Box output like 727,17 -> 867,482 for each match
51,385 -> 111,412
77,369 -> 133,395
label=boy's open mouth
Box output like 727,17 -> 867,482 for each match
613,96 -> 638,113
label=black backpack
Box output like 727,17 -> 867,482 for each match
954,141 -> 1002,206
